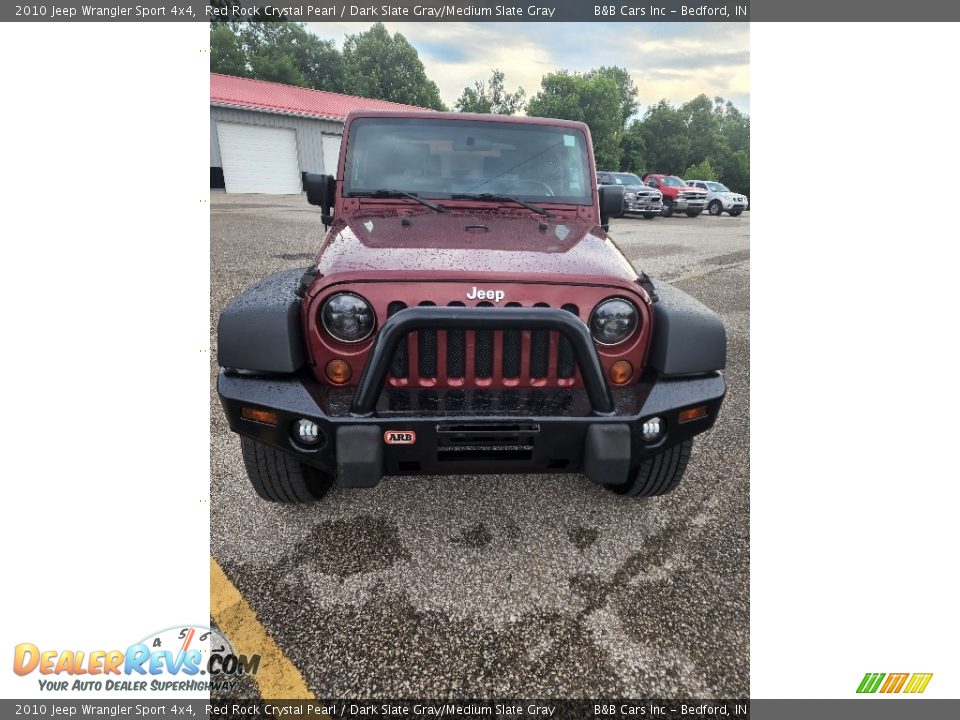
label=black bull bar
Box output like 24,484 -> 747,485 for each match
350,306 -> 617,417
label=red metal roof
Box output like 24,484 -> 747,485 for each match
210,73 -> 427,121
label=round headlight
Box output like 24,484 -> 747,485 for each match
321,293 -> 375,343
590,298 -> 638,345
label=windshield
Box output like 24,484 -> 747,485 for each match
706,182 -> 730,192
343,117 -> 592,204
611,173 -> 642,185
661,176 -> 687,187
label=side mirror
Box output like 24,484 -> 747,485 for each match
305,173 -> 336,227
598,184 -> 625,230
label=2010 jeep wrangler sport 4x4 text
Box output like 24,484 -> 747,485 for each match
217,112 -> 726,502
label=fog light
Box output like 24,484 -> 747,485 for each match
325,358 -> 352,384
641,416 -> 664,442
294,419 -> 321,446
608,360 -> 633,384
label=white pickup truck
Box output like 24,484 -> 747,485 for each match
685,180 -> 748,217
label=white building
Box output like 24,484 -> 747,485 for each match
210,73 -> 425,194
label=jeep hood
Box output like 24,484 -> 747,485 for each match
314,211 -> 639,282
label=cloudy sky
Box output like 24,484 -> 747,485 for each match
306,22 -> 750,116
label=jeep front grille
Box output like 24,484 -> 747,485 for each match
385,301 -> 581,387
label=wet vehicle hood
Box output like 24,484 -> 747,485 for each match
314,209 -> 639,283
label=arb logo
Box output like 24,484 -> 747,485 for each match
384,430 -> 416,445
857,672 -> 933,694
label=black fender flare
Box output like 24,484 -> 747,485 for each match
647,281 -> 726,376
217,268 -> 306,374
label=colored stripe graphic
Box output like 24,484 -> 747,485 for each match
880,673 -> 908,693
904,673 -> 933,694
857,672 -> 933,694
858,672 -> 885,693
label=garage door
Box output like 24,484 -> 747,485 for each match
217,123 -> 302,194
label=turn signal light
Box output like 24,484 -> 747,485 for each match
241,407 -> 278,426
678,405 -> 708,423
608,360 -> 633,384
326,358 -> 352,384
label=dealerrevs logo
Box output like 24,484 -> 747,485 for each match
13,625 -> 260,693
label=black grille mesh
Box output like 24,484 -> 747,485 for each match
474,301 -> 494,378
417,301 -> 437,377
530,303 -> 550,379
387,302 -> 408,377
558,304 -> 578,378
502,302 -> 522,378
446,301 -> 466,378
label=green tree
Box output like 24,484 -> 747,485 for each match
455,69 -> 526,114
342,23 -> 445,110
628,95 -> 749,196
632,100 -> 691,173
210,24 -> 247,77
619,121 -> 647,175
683,158 -> 719,181
210,22 -> 345,93
681,94 -> 723,169
586,66 -> 639,124
526,71 -> 624,169
712,97 -> 750,196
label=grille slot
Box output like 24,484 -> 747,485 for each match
530,302 -> 550,379
446,301 -> 466,378
503,302 -> 522,378
417,301 -> 437,377
387,301 -> 408,378
474,301 -> 494,378
558,304 -> 578,379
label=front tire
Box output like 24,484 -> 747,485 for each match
642,213 -> 657,219
686,210 -> 702,218
729,210 -> 743,217
240,437 -> 334,503
661,199 -> 674,217
606,440 -> 693,498
708,200 -> 723,216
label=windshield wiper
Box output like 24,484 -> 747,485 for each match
450,193 -> 554,218
350,189 -> 447,213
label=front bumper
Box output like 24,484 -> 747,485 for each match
672,198 -> 707,210
218,369 -> 725,486
218,305 -> 725,488
625,198 -> 663,214
722,199 -> 748,211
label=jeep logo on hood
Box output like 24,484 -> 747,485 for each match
466,287 -> 505,303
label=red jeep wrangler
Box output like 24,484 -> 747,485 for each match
217,112 -> 726,502
641,173 -> 708,217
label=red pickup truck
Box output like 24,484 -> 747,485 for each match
641,173 -> 708,217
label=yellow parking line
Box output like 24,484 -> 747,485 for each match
210,557 -> 315,700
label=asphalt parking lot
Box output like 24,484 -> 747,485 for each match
210,193 -> 749,699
